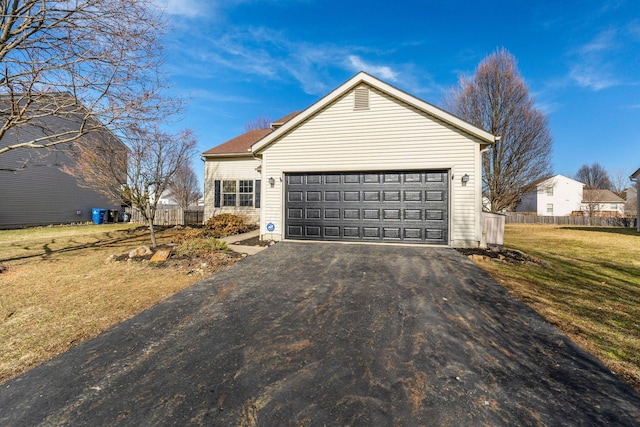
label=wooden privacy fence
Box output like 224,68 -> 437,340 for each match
505,213 -> 636,228
126,207 -> 205,226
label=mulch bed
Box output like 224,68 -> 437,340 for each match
456,247 -> 544,264
230,236 -> 274,247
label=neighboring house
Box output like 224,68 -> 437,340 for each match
515,174 -> 584,216
631,168 -> 640,231
203,72 -> 497,247
0,103 -> 124,228
581,189 -> 625,217
156,189 -> 178,206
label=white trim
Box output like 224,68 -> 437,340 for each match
252,72 -> 496,154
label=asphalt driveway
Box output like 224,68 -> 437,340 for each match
1,242 -> 639,426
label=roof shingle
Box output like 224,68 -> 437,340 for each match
202,128 -> 272,156
582,189 -> 625,203
202,112 -> 300,156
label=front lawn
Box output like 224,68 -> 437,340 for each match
0,224 -> 235,384
470,224 -> 640,392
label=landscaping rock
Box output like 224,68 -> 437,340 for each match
129,246 -> 152,258
150,249 -> 171,263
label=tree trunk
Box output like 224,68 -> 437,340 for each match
148,221 -> 157,248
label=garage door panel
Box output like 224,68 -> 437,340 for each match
325,209 -> 340,219
285,171 -> 448,244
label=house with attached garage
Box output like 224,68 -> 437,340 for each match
202,72 -> 498,247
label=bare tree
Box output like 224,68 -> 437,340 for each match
581,189 -> 602,218
167,162 -> 203,212
610,167 -> 631,198
66,124 -> 197,247
244,116 -> 271,132
0,0 -> 174,162
575,163 -> 612,190
444,48 -> 553,212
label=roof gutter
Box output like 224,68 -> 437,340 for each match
480,135 -> 500,153
201,152 -> 254,159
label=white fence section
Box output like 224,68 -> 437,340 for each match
482,212 -> 505,247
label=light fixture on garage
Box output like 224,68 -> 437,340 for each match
268,177 -> 275,188
461,174 -> 470,186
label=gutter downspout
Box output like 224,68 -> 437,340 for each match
631,174 -> 640,232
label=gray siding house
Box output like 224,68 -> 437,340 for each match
0,110 -> 124,228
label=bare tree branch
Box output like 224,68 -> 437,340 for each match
609,167 -> 631,198
444,48 -> 553,212
65,124 -> 197,247
575,163 -> 612,190
244,116 -> 271,132
0,0 -> 177,159
166,162 -> 202,213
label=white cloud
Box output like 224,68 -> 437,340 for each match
153,0 -> 208,18
167,25 -> 437,98
347,55 -> 398,82
569,65 -> 619,91
577,29 -> 616,54
566,29 -> 631,91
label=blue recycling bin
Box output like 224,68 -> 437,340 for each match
91,208 -> 107,224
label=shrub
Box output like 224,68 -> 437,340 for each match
175,238 -> 227,257
172,227 -> 206,244
203,214 -> 255,238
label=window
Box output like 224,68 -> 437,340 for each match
239,180 -> 254,206
216,179 -> 259,208
611,204 -> 617,210
546,203 -> 554,214
222,180 -> 237,206
546,187 -> 554,196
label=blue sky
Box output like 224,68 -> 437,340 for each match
155,0 -> 640,186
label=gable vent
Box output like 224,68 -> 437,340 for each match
354,86 -> 370,111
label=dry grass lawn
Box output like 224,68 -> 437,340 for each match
471,224 -> 640,392
2,223 -> 640,395
0,224 -> 228,384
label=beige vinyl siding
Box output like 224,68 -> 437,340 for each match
204,156 -> 262,224
261,84 -> 483,246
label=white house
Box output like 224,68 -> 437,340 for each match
516,174 -> 584,216
203,72 -> 498,247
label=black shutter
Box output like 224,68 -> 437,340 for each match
214,180 -> 221,208
255,179 -> 261,208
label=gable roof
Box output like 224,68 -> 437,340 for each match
272,111 -> 301,128
582,189 -> 625,203
202,113 -> 302,158
252,72 -> 497,154
202,129 -> 272,157
535,174 -> 584,188
631,167 -> 640,180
